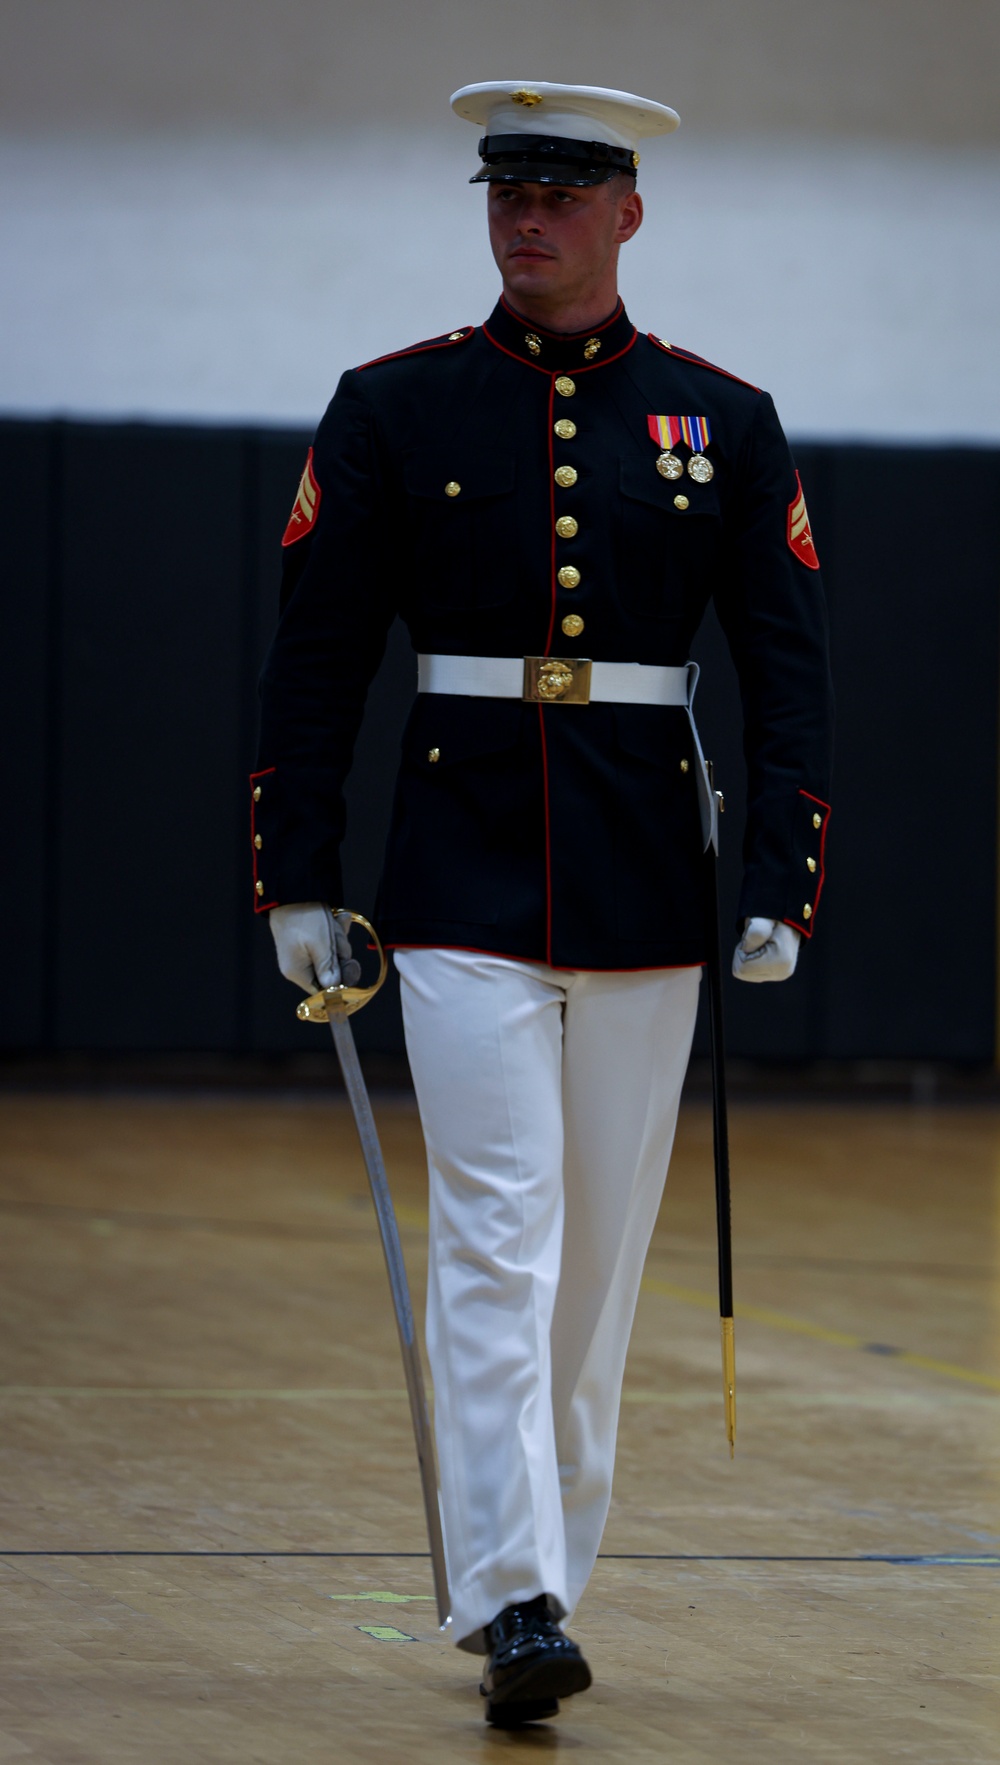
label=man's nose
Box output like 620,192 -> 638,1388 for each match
516,206 -> 545,234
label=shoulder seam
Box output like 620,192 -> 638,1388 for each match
356,327 -> 475,372
646,333 -> 761,393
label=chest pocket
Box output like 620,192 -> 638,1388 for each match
402,450 -> 520,613
616,458 -> 724,619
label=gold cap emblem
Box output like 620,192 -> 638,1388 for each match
510,89 -> 543,106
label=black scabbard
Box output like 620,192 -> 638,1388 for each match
704,780 -> 736,1454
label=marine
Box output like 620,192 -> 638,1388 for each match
251,80 -> 833,1726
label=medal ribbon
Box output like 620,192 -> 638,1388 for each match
679,414 -> 712,452
648,415 -> 712,452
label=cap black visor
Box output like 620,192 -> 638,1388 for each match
470,161 -> 621,186
470,132 -> 637,187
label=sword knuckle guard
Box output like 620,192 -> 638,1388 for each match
295,909 -> 388,1023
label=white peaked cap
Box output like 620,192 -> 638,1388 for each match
450,81 -> 680,154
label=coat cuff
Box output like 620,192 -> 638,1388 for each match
249,767 -> 343,913
781,790 -> 830,938
737,787 -> 830,939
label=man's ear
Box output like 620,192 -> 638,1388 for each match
616,189 -> 643,245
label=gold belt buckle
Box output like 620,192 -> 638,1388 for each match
523,656 -> 593,705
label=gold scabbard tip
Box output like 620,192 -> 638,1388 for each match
721,1316 -> 736,1458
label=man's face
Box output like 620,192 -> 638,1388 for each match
487,178 -> 643,313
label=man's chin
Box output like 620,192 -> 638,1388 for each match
504,263 -> 565,303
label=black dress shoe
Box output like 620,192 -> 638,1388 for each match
480,1594 -> 592,1725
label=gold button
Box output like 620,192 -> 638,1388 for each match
254,834 -> 262,850
253,785 -> 261,802
674,494 -> 689,510
555,515 -> 578,539
807,857 -> 817,873
554,419 -> 577,440
448,330 -> 464,341
561,613 -> 584,637
557,565 -> 581,589
803,903 -> 812,919
554,465 -> 578,488
525,332 -> 541,356
255,880 -> 264,896
813,812 -> 822,829
444,481 -> 461,497
555,376 -> 576,398
428,748 -> 440,763
680,758 -> 689,773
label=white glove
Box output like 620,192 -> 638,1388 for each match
732,916 -> 800,983
269,903 -> 362,994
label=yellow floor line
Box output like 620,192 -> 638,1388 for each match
640,1277 -> 1000,1393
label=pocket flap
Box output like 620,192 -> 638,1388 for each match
404,694 -> 525,765
620,458 -> 721,517
404,452 -> 516,502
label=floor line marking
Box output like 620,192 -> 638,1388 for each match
0,1550 -> 995,1564
640,1276 -> 1000,1392
0,1387 -> 409,1400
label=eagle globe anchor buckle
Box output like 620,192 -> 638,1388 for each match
296,910 -> 388,1022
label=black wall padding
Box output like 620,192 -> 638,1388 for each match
1,418 -> 997,1062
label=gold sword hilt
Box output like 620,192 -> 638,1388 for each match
721,1316 -> 736,1458
295,910 -> 388,1022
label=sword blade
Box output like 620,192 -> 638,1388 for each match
328,1008 -> 451,1628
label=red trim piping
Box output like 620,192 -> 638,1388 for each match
249,768 -> 277,915
647,334 -> 761,393
499,293 -> 625,340
356,327 -> 474,371
538,705 -> 554,966
387,941 -> 705,975
482,323 -> 638,375
544,375 -> 557,655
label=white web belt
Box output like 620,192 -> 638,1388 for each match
415,653 -> 718,850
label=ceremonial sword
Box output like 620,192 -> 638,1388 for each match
297,912 -> 451,1626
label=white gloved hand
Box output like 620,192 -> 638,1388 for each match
732,916 -> 800,983
269,903 -> 362,994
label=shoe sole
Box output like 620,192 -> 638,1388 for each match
485,1696 -> 559,1728
487,1652 -> 593,1708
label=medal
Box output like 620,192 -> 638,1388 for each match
656,451 -> 684,480
649,413 -> 715,486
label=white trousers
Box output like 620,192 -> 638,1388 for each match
395,947 -> 701,1652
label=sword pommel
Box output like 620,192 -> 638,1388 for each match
296,909 -> 388,1021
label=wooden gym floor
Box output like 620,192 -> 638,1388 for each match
0,1092 -> 996,1762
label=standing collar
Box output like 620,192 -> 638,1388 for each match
483,294 -> 636,372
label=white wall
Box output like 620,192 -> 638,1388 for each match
2,130 -> 997,438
